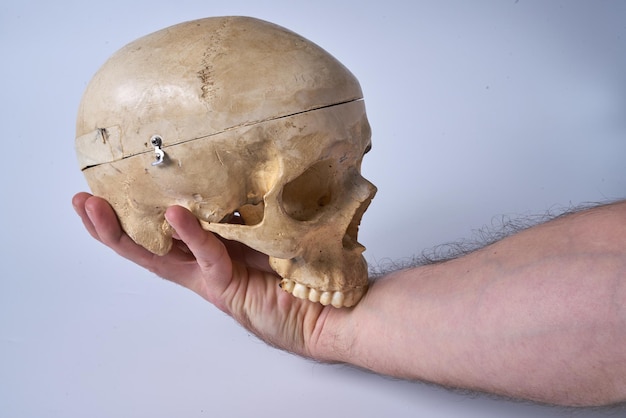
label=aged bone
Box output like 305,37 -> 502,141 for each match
76,16 -> 376,307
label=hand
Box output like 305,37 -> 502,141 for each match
72,192 -> 346,359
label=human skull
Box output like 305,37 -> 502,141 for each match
75,16 -> 376,308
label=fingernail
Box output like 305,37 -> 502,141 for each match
85,207 -> 95,224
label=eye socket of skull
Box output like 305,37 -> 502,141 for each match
281,159 -> 337,222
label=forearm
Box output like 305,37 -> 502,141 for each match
320,201 -> 626,406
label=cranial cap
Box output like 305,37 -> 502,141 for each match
76,16 -> 377,308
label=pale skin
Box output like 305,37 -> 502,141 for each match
72,192 -> 626,407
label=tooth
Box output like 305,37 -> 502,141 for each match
292,283 -> 308,300
343,290 -> 357,307
308,288 -> 321,303
331,291 -> 345,308
320,291 -> 332,306
280,279 -> 294,293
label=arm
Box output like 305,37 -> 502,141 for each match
73,193 -> 626,406
319,201 -> 626,406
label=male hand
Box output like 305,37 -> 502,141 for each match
72,192 -> 344,359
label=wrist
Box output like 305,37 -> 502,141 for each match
307,302 -> 359,364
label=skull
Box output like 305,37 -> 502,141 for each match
75,16 -> 376,308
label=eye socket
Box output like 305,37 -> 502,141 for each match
281,160 -> 336,222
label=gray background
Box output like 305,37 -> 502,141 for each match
1,1 -> 625,417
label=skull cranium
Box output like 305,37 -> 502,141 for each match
75,16 -> 376,307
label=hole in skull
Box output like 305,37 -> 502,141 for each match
343,197 -> 371,250
218,202 -> 264,225
282,160 -> 337,221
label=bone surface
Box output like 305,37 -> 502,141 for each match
76,16 -> 376,307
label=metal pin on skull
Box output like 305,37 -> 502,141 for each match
150,135 -> 165,166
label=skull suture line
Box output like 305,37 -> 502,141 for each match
75,16 -> 377,308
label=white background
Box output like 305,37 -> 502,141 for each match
1,1 -> 625,417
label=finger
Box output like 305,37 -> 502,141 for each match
165,205 -> 234,296
80,194 -> 159,270
73,194 -> 201,290
72,192 -> 100,241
